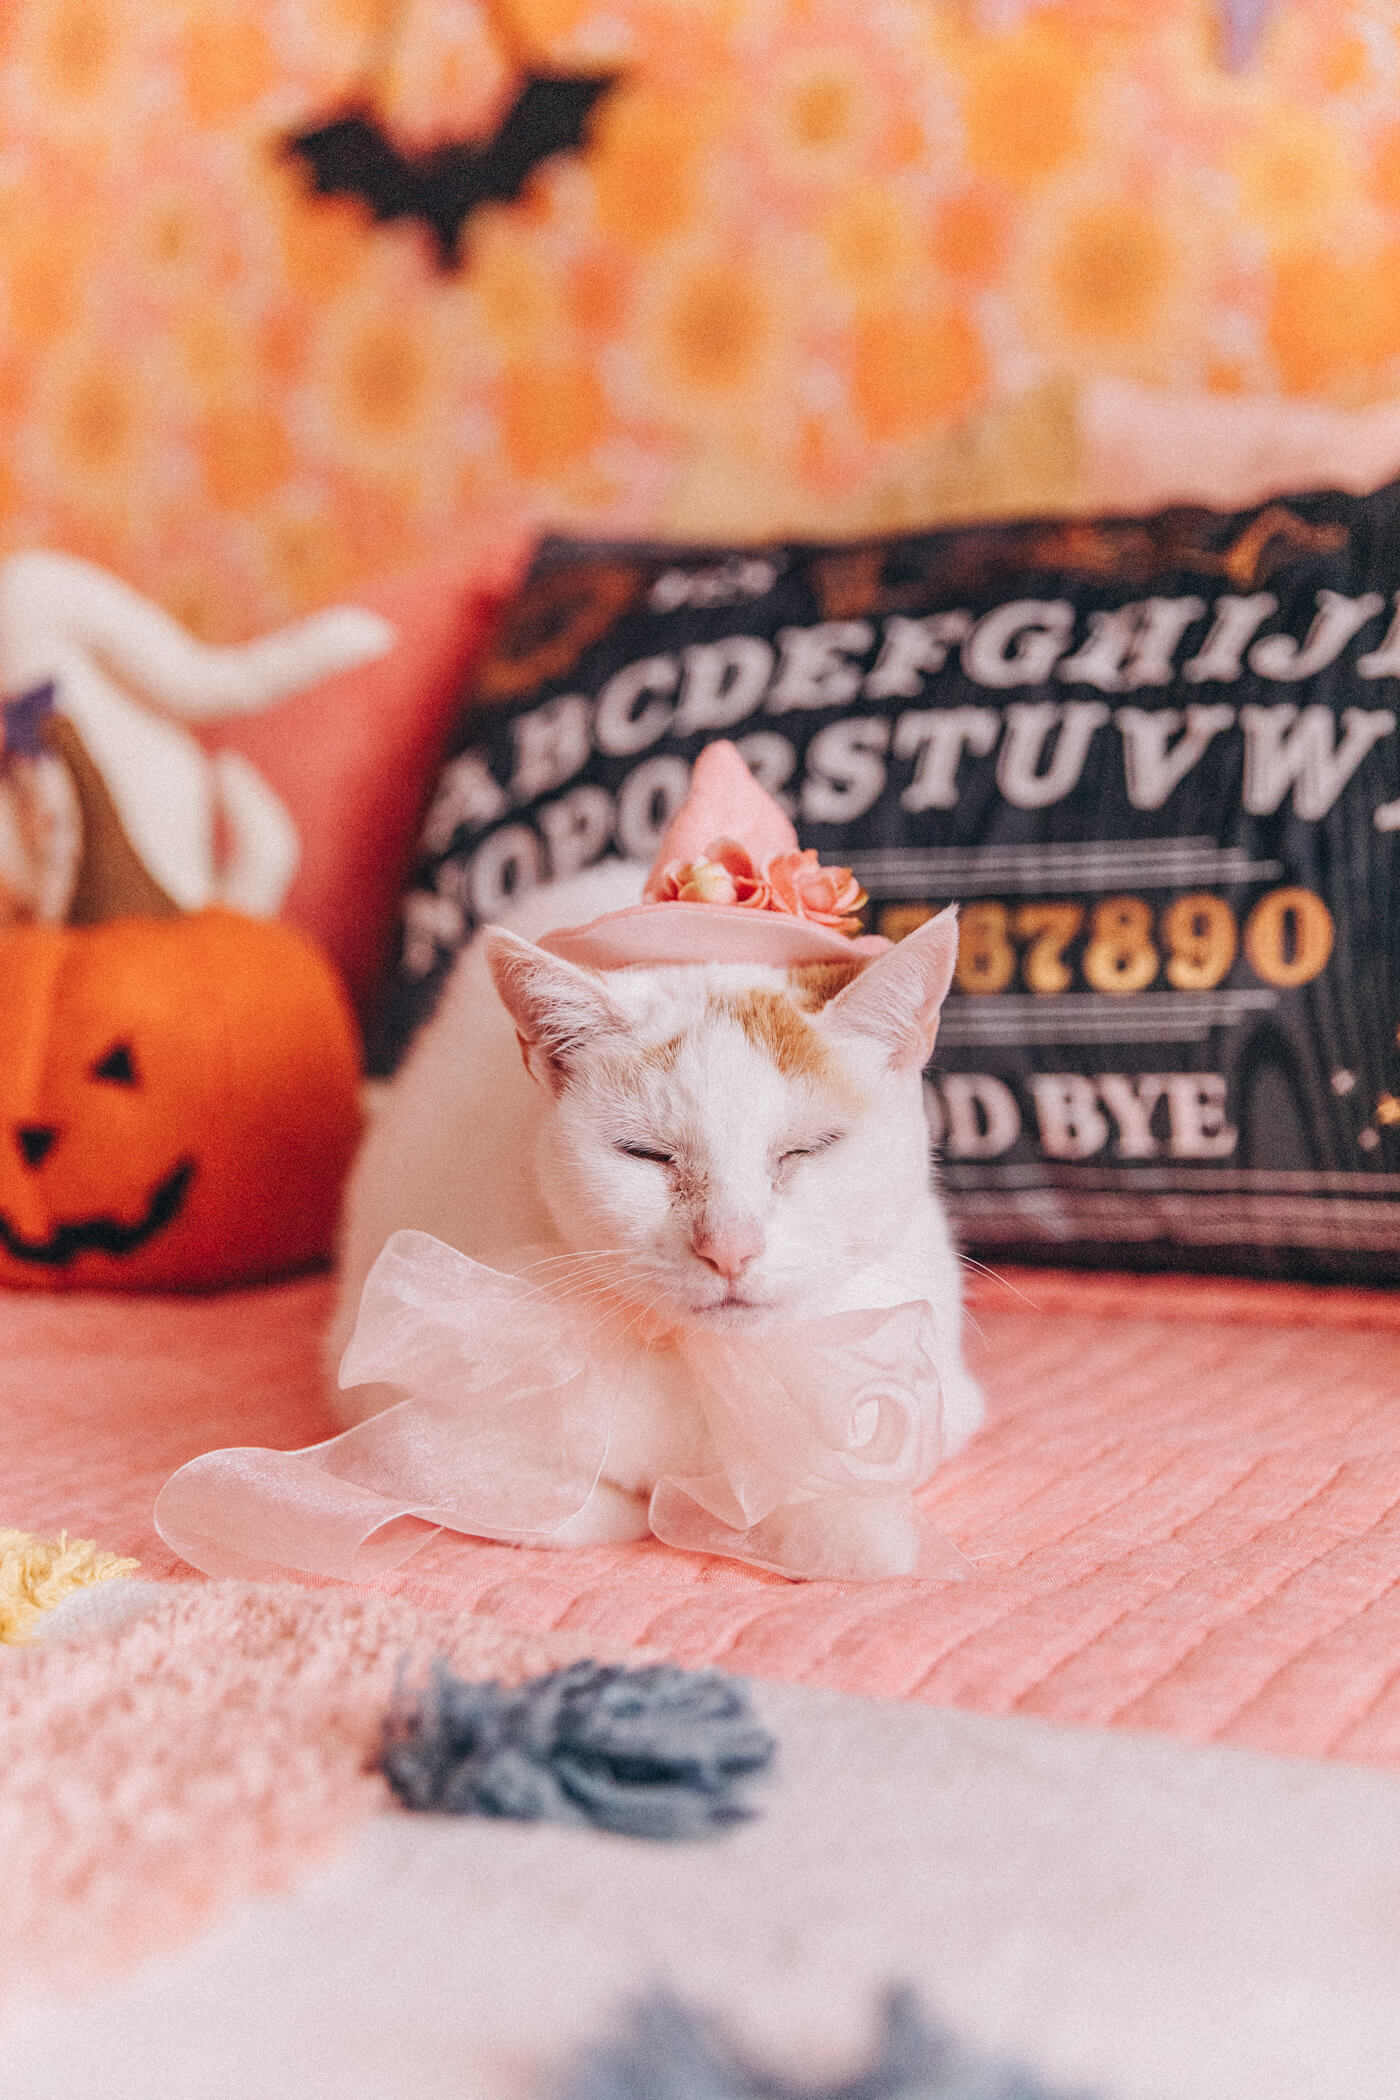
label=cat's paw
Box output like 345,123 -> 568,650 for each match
939,1368 -> 986,1454
757,1495 -> 923,1582
540,1482 -> 652,1547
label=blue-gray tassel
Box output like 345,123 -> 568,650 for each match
379,1657 -> 775,1840
557,1990 -> 1093,2100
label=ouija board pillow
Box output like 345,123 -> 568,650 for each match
373,487 -> 1400,1285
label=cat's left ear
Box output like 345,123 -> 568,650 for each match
485,928 -> 628,1091
823,907 -> 959,1071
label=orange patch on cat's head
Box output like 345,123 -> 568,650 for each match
716,988 -> 827,1083
786,960 -> 867,1010
612,969 -> 870,1097
633,1031 -> 682,1075
713,976 -> 869,1103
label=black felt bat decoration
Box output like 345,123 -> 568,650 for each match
286,73 -> 619,269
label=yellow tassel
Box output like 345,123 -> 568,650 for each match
0,1528 -> 140,1646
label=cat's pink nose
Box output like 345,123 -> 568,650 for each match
691,1221 -> 763,1280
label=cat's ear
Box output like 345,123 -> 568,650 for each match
822,907 -> 959,1071
485,929 -> 628,1091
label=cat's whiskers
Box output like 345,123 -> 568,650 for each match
592,1299 -> 658,1354
545,1275 -> 633,1315
513,1251 -> 637,1304
474,1252 -> 627,1305
530,1260 -> 656,1335
959,1254 -> 1041,1311
525,1250 -> 632,1284
615,1284 -> 690,1354
553,1261 -> 689,1351
513,1247 -> 632,1276
516,1245 -> 630,1263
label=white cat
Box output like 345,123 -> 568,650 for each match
332,859 -> 984,1578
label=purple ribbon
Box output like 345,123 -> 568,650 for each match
1,681 -> 56,763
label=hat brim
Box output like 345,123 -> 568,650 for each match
538,902 -> 890,971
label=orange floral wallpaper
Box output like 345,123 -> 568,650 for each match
1,0 -> 1399,637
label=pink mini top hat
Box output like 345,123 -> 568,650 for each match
539,740 -> 890,970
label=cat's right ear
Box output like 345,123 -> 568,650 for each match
823,905 -> 959,1072
484,929 -> 627,1092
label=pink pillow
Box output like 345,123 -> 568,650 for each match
196,562 -> 505,1023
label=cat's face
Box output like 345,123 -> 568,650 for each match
486,914 -> 958,1333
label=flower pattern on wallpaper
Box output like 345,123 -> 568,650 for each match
0,0 -> 1398,636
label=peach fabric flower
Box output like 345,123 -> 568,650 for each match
645,835 -> 865,934
645,835 -> 769,907
766,849 -> 867,934
648,854 -> 739,905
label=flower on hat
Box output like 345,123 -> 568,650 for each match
644,836 -> 866,936
766,849 -> 867,933
646,836 -> 761,907
648,854 -> 739,905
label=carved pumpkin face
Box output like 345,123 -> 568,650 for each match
0,911 -> 361,1290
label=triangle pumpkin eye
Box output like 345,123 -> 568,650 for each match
92,1042 -> 138,1086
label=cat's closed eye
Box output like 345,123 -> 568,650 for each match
615,1140 -> 676,1165
777,1130 -> 845,1169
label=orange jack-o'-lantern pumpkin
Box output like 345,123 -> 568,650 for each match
0,911 -> 361,1291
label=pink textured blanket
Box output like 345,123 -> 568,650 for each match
0,1580 -> 607,2006
6,1267 -> 1400,1765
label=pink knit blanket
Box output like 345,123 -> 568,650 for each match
7,1264 -> 1400,1766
